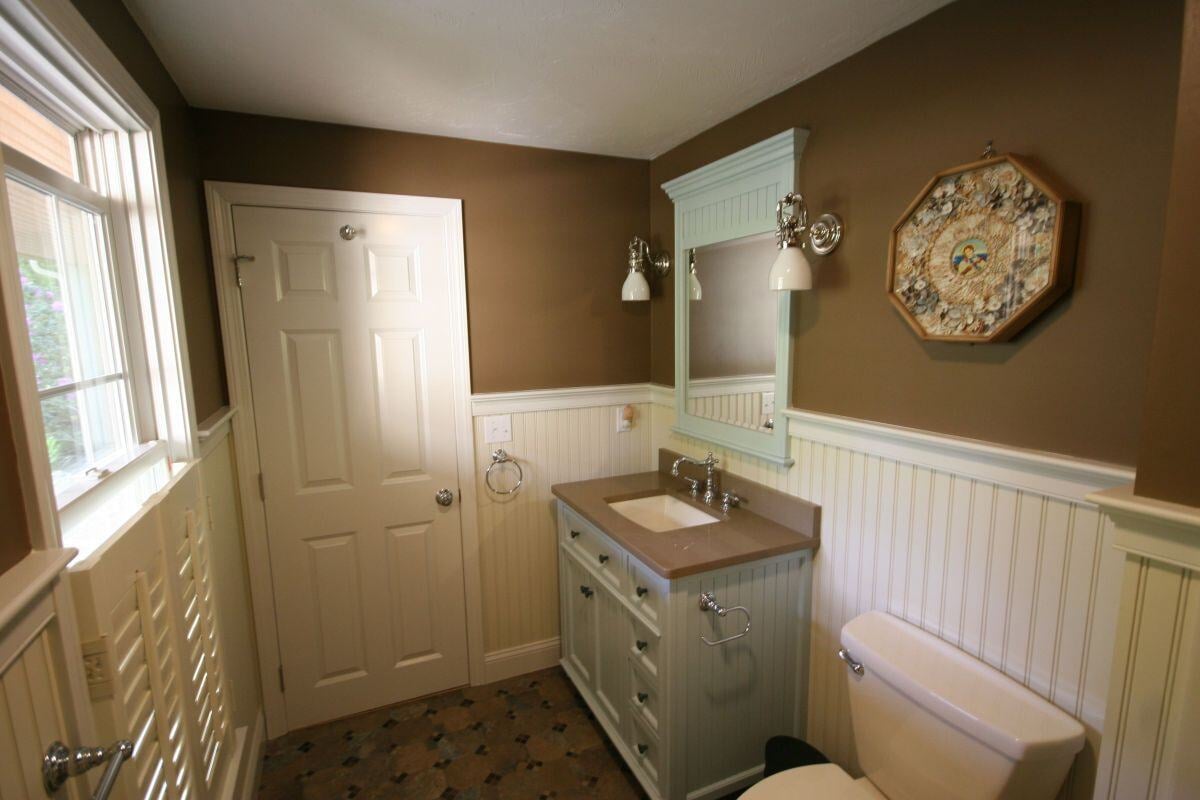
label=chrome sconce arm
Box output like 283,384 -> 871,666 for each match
775,192 -> 842,256
627,235 -> 671,277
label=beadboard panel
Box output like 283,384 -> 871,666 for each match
650,401 -> 1124,800
473,404 -> 653,653
1094,557 -> 1199,800
685,391 -> 767,431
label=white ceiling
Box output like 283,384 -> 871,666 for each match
124,0 -> 951,159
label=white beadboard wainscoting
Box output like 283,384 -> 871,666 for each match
471,383 -> 1144,799
470,386 -> 654,681
650,399 -> 1134,800
1090,488 -> 1200,800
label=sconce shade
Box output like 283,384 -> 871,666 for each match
622,268 -> 650,301
689,268 -> 702,301
768,244 -> 813,291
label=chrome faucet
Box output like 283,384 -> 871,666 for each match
672,451 -> 720,505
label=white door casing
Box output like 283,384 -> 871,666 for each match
232,202 -> 471,729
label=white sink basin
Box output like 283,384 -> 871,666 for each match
607,493 -> 719,532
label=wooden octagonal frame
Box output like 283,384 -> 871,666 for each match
886,153 -> 1081,343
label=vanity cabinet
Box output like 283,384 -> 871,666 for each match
556,501 -> 812,800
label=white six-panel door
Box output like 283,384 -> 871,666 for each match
232,204 -> 469,729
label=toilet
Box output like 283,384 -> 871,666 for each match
744,611 -> 1086,800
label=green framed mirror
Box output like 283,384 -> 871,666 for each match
662,129 -> 806,465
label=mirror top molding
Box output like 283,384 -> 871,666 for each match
662,129 -> 807,466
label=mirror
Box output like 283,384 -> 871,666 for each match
663,127 -> 801,465
687,233 -> 778,431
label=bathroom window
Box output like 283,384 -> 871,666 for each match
0,50 -> 192,554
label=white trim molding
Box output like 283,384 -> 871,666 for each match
205,181 -> 484,737
471,383 -> 652,416
1090,485 -> 1200,572
482,637 -> 561,684
785,408 -> 1134,504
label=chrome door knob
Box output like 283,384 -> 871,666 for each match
435,488 -> 454,507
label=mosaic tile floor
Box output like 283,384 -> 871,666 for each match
256,666 -> 652,799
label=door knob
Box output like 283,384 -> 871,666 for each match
435,488 -> 454,506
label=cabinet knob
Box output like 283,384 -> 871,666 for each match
598,554 -> 609,564
569,530 -> 581,539
636,586 -> 648,597
635,639 -> 648,651
637,743 -> 649,755
636,692 -> 648,704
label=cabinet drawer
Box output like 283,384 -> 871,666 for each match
628,616 -> 660,680
627,558 -> 665,627
561,507 -> 625,591
629,663 -> 660,733
629,713 -> 662,789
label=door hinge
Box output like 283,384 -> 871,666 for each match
234,254 -> 255,288
258,472 -> 266,500
278,665 -> 285,693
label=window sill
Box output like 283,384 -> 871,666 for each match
60,440 -> 174,562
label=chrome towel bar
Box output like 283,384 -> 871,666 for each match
698,590 -> 751,646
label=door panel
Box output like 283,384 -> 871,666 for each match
233,204 -> 469,729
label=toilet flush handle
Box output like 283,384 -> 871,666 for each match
837,648 -> 865,676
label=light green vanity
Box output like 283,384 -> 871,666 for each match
552,451 -> 820,800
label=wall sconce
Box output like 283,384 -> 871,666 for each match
621,236 -> 671,301
768,192 -> 843,291
688,249 -> 702,301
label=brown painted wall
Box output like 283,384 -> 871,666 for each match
70,0 -> 227,421
649,0 -> 1182,466
1135,0 -> 1200,506
192,111 -> 651,393
0,375 -> 31,573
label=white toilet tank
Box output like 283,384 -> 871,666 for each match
841,611 -> 1085,800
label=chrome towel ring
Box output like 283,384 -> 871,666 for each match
485,449 -> 523,495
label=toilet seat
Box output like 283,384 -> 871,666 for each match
742,764 -> 887,800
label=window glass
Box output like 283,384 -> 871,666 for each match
7,176 -> 135,496
0,83 -> 77,179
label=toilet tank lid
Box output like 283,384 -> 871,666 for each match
841,611 -> 1085,762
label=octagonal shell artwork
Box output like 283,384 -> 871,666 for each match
887,154 -> 1080,342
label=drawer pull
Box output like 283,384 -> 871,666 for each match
637,743 -> 649,755
636,586 -> 649,597
636,692 -> 648,704
598,554 -> 609,564
636,639 -> 648,652
569,530 -> 581,539
579,585 -> 594,598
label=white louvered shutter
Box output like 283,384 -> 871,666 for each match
172,508 -> 232,791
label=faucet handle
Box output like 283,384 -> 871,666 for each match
719,490 -> 741,513
704,451 -> 719,466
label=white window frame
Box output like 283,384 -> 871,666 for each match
0,0 -> 196,552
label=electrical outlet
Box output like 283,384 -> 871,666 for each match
616,406 -> 633,433
761,392 -> 775,417
483,414 -> 512,443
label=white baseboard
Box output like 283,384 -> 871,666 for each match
234,711 -> 266,800
482,637 -> 561,683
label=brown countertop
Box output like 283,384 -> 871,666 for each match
551,461 -> 819,579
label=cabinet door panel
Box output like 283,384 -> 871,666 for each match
563,555 -> 597,687
594,586 -> 628,729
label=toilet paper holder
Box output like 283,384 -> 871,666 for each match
698,591 -> 751,646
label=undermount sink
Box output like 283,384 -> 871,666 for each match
607,493 -> 720,532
